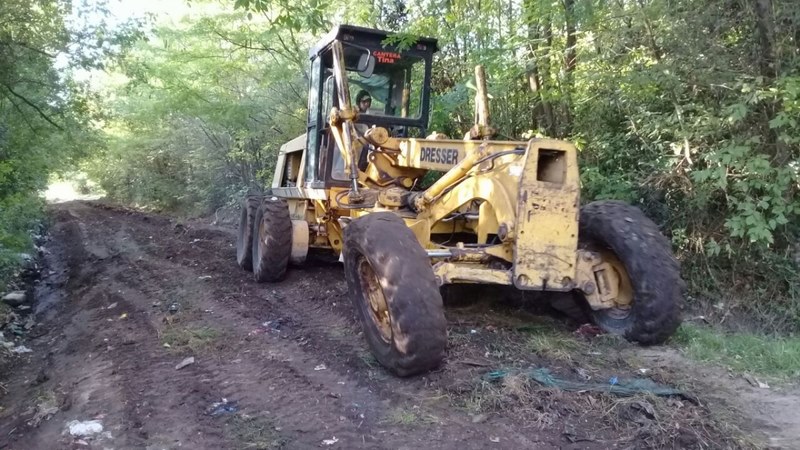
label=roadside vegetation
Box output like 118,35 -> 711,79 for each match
1,0 -> 798,372
0,0 -> 140,290
674,324 -> 800,379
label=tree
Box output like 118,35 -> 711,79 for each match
83,0 -> 799,325
0,0 -> 138,289
87,5 -> 314,213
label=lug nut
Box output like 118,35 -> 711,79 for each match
498,224 -> 508,241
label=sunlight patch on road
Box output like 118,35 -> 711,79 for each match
44,181 -> 104,204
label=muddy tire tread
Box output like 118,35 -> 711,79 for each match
236,196 -> 261,271
252,199 -> 292,282
344,212 -> 447,377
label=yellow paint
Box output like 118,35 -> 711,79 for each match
512,139 -> 580,291
290,220 -> 309,264
396,138 -> 521,173
432,262 -> 511,285
363,152 -> 424,188
269,120 -> 629,303
425,167 -> 520,226
403,218 -> 432,247
575,249 -> 633,310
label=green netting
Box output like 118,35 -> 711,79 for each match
485,368 -> 687,398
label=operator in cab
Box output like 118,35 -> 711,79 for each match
356,90 -> 372,113
354,89 -> 372,170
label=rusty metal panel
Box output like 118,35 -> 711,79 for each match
513,139 -> 580,291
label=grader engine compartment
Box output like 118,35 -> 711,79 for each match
235,24 -> 684,377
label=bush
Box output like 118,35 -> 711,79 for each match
0,193 -> 44,291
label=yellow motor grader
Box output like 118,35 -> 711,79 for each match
235,25 -> 683,376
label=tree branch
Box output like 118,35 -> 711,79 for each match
1,83 -> 63,130
3,40 -> 57,58
212,29 -> 282,56
1,94 -> 37,131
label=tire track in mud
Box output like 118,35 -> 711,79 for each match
1,203 -> 232,449
89,204 -> 563,449
0,201 -> 765,450
25,201 -> 567,449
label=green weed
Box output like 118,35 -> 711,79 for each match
672,324 -> 800,378
0,193 -> 44,291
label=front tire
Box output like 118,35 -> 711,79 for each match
578,200 -> 683,344
236,195 -> 261,271
252,198 -> 292,282
343,213 -> 447,377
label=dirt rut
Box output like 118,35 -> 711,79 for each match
0,200 -> 794,449
0,202 -> 570,449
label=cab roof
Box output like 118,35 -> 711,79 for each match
308,24 -> 439,59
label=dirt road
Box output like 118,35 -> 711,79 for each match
0,201 -> 797,449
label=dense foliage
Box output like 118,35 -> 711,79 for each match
1,0 -> 68,285
3,0 -> 799,328
0,0 -> 139,289
85,9 -> 311,213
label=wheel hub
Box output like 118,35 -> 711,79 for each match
576,247 -> 634,315
357,257 -> 392,343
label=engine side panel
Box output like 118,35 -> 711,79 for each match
513,139 -> 580,291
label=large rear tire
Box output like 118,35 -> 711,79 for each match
343,213 -> 447,377
252,198 -> 292,282
578,200 -> 683,344
236,196 -> 261,271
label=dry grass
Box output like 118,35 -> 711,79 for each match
459,375 -> 562,428
160,325 -> 224,354
439,290 -> 766,448
525,333 -> 585,361
29,389 -> 61,427
454,372 -> 755,449
444,318 -> 758,450
226,414 -> 286,450
383,407 -> 440,426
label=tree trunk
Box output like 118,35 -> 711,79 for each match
523,0 -> 555,136
561,0 -> 577,137
636,0 -> 663,61
753,0 -> 776,78
563,0 -> 577,74
752,0 -> 787,163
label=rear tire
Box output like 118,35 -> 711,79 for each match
578,200 -> 683,344
252,198 -> 292,282
236,196 -> 261,271
343,213 -> 447,377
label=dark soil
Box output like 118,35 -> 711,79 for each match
0,201 -> 791,449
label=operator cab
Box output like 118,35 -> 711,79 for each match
304,25 -> 438,189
